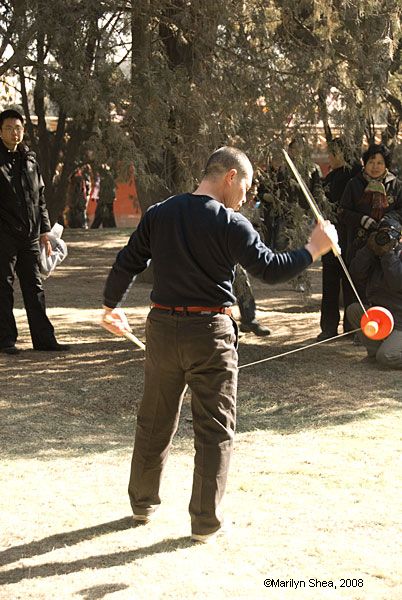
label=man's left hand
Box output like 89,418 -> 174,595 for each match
40,233 -> 52,257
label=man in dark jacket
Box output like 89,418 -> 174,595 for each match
317,138 -> 360,341
100,146 -> 336,543
0,109 -> 69,354
346,215 -> 402,369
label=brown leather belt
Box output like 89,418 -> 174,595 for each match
152,303 -> 232,316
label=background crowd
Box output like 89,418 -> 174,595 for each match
62,162 -> 117,230
244,137 -> 402,368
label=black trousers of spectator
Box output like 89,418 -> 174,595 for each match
233,264 -> 256,324
0,231 -> 56,348
319,252 -> 355,335
128,308 -> 238,536
91,202 -> 116,229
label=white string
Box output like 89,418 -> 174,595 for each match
123,325 -> 363,372
238,328 -> 361,370
124,328 -> 362,370
335,254 -> 368,316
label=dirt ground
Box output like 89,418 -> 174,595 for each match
0,228 -> 401,600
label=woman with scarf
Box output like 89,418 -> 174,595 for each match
339,144 -> 402,275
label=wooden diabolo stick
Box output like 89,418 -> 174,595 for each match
104,313 -> 146,350
282,149 -> 341,255
122,330 -> 146,350
282,149 -> 369,317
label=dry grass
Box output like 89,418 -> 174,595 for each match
0,229 -> 401,600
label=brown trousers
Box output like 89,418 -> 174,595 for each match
128,308 -> 238,535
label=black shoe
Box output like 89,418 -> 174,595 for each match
34,343 -> 70,352
316,331 -> 338,342
0,345 -> 20,355
240,320 -> 271,336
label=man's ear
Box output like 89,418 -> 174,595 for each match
225,168 -> 237,185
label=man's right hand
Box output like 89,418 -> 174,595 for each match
100,306 -> 132,337
305,221 -> 339,261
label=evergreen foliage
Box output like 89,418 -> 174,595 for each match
0,0 -> 401,219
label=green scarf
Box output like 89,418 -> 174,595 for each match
362,170 -> 389,220
362,169 -> 388,193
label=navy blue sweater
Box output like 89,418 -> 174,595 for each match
103,193 -> 312,308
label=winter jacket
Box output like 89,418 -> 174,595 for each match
322,164 -> 360,254
0,140 -> 51,240
339,171 -> 402,262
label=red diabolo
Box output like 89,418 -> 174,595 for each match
360,306 -> 394,340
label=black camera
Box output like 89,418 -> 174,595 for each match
374,220 -> 401,247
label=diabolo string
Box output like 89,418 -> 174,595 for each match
238,328 -> 361,370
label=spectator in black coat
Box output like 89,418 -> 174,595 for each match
0,109 -> 69,354
316,138 -> 360,340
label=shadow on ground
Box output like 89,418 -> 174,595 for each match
0,517 -> 192,585
0,517 -> 134,568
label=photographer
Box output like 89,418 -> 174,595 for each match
346,216 -> 402,369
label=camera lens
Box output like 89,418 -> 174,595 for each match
375,230 -> 391,246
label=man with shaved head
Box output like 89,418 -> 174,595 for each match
203,145 -> 252,180
101,146 -> 336,543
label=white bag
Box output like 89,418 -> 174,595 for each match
40,223 -> 68,279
